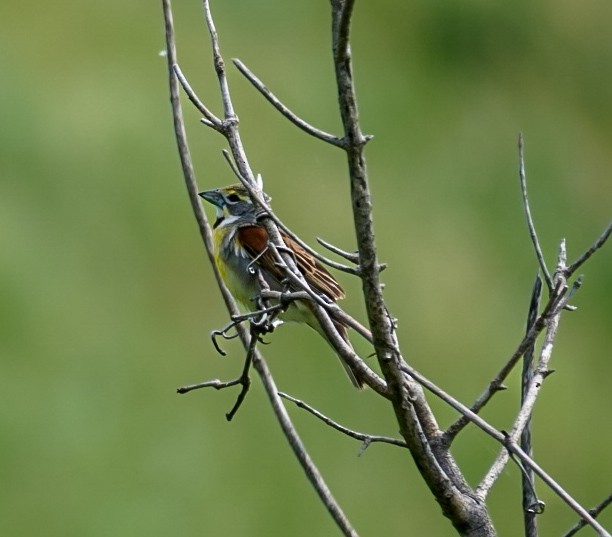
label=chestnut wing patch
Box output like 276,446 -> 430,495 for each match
236,225 -> 284,282
236,225 -> 344,302
281,234 -> 345,301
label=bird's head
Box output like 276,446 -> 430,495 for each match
199,184 -> 270,227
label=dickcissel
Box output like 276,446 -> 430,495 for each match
199,184 -> 363,388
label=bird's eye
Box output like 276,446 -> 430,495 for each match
227,193 -> 241,203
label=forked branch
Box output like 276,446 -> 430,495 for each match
163,1 -> 611,535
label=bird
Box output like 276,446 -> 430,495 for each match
199,183 -> 363,388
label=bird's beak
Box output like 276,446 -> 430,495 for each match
198,189 -> 222,208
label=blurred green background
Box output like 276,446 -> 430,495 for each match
1,0 -> 610,535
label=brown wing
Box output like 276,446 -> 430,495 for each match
236,225 -> 284,281
236,225 -> 345,302
281,233 -> 345,301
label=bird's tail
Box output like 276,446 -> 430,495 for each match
312,320 -> 364,389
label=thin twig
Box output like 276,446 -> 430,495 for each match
519,134 -> 553,291
224,334 -> 257,420
563,493 -> 612,537
162,0 -> 249,333
233,58 -> 344,147
477,241 -> 568,499
201,0 -> 255,186
443,271 -> 582,444
400,362 -> 611,537
316,237 -> 359,263
203,0 -> 235,123
173,64 -> 222,128
176,335 -> 253,421
443,308 -> 547,443
177,377 -> 243,394
252,353 -> 359,537
521,275 -> 543,537
279,392 -> 407,452
565,220 -> 612,277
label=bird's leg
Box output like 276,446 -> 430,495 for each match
250,268 -> 283,340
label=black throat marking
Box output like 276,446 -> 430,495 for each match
213,216 -> 224,229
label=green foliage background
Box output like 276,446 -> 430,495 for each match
1,1 -> 610,535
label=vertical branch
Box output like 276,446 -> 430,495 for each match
164,2 -> 362,534
251,353 -> 359,537
162,0 -> 247,332
478,241 -> 569,498
519,134 -> 553,291
330,2 -> 498,535
201,0 -> 255,186
331,0 -> 394,364
521,275 -> 543,537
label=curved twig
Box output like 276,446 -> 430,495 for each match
233,58 -> 344,147
279,392 -> 407,451
563,493 -> 612,537
519,133 -> 553,290
565,220 -> 612,277
252,352 -> 359,537
173,64 -> 222,128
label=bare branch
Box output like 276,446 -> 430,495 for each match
443,269 -> 583,444
201,0 -> 255,186
279,392 -> 407,451
477,241 -> 568,498
202,0 -> 235,123
443,306 -> 547,443
502,436 -> 610,537
162,0 -> 248,334
565,220 -> 612,277
519,133 -> 553,290
251,353 -> 359,537
177,377 -> 243,394
400,362 -> 611,537
232,58 -> 344,147
328,4 -> 500,534
173,64 -> 222,128
331,0 -> 398,382
176,334 -> 255,421
521,275 -> 543,536
563,493 -> 612,537
316,236 -> 360,263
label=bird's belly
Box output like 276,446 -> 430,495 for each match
216,250 -> 259,310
